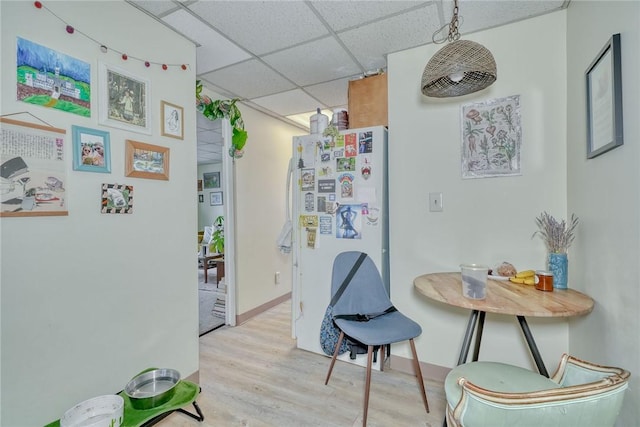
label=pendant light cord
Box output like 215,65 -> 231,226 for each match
432,0 -> 462,44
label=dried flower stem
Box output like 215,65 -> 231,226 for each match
532,212 -> 579,254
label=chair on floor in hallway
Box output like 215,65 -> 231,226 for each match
324,251 -> 430,427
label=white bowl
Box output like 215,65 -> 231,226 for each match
60,395 -> 124,427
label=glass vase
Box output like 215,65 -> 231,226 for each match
548,252 -> 568,289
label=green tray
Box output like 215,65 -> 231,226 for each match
45,380 -> 200,427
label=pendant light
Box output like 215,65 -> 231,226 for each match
421,0 -> 497,98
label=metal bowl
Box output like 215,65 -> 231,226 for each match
124,368 -> 180,410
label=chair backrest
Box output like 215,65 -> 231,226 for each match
330,251 -> 392,318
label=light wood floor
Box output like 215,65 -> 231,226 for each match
158,301 -> 447,426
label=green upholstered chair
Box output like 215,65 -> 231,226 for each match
445,353 -> 630,427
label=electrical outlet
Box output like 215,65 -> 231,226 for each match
275,271 -> 280,284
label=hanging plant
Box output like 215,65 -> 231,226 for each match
196,80 -> 248,158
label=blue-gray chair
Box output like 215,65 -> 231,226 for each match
324,251 -> 430,426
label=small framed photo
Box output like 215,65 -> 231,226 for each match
210,191 -> 223,206
161,100 -> 184,140
99,62 -> 151,134
72,125 -> 111,173
197,179 -> 203,192
125,140 -> 169,181
101,183 -> 133,214
586,33 -> 623,159
198,194 -> 204,203
203,171 -> 220,188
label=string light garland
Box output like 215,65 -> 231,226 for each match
33,1 -> 190,71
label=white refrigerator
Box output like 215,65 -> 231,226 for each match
291,126 -> 389,368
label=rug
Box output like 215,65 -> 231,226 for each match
199,268 -> 226,336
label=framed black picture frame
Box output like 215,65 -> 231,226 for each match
586,33 -> 623,159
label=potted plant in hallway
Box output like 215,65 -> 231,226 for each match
533,212 -> 579,289
210,215 -> 224,254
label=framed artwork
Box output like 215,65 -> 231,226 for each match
203,171 -> 220,188
197,179 -> 203,192
461,95 -> 522,179
586,33 -> 623,159
210,191 -> 223,206
161,100 -> 184,140
72,126 -> 111,173
125,140 -> 169,181
99,62 -> 150,134
198,194 -> 204,203
101,183 -> 133,214
16,37 -> 91,117
0,117 -> 68,217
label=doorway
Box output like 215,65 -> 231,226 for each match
196,114 -> 236,335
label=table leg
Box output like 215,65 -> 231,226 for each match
203,259 -> 208,284
457,310 -> 480,365
517,315 -> 549,377
471,311 -> 486,362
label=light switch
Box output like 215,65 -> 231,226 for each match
429,192 -> 443,212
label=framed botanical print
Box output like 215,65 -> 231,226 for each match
99,62 -> 150,134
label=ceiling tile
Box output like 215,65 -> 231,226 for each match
304,77 -> 355,109
199,59 -> 296,100
188,1 -> 329,55
311,1 -> 432,32
338,3 -> 442,71
452,1 -> 566,35
128,0 -> 180,17
162,9 -> 251,73
263,37 -> 362,87
250,89 -> 326,117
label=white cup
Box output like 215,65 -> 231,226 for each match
460,264 -> 489,299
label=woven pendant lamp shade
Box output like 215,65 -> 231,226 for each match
421,39 -> 497,98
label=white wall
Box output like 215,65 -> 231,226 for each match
388,12 -> 569,370
234,107 -> 300,316
197,163 -> 224,230
566,2 -> 639,424
0,2 -> 197,425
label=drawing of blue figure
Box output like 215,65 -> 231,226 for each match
339,205 -> 359,239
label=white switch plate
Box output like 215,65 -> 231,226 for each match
429,192 -> 443,212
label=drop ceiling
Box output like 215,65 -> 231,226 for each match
127,0 -> 569,163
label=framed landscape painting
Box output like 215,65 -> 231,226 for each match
125,140 -> 169,180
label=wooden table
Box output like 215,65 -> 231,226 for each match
201,253 -> 223,284
414,272 -> 594,377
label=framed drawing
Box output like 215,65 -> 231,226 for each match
197,179 -> 203,192
586,33 -> 623,159
101,183 -> 133,214
203,171 -> 220,188
210,191 -> 223,206
0,117 -> 68,217
125,140 -> 169,181
72,126 -> 111,173
161,100 -> 184,140
99,62 -> 150,134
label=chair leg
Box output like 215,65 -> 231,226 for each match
363,345 -> 374,427
325,331 -> 345,385
379,345 -> 385,371
409,338 -> 430,414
